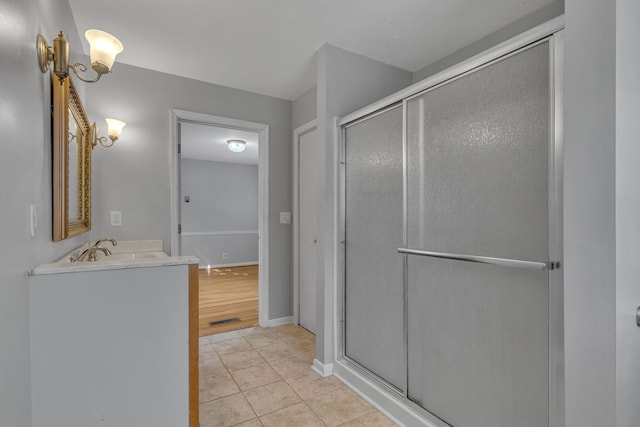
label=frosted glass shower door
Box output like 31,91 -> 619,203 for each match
343,105 -> 404,390
404,42 -> 552,427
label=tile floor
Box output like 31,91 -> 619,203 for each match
199,324 -> 397,427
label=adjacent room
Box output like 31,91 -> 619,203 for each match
179,122 -> 261,336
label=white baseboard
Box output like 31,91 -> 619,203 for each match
267,316 -> 293,327
311,359 -> 334,377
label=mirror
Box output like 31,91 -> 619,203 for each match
52,77 -> 92,241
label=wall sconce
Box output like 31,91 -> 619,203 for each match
92,118 -> 126,149
227,139 -> 246,153
37,29 -> 123,84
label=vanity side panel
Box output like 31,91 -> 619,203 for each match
189,263 -> 199,427
30,265 -> 189,427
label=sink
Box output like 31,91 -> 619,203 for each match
30,240 -> 198,275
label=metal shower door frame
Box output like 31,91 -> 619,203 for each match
400,33 -> 564,427
336,18 -> 564,427
339,102 -> 407,398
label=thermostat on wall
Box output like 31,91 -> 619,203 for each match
280,212 -> 291,224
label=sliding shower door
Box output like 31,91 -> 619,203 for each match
404,42 -> 552,427
343,104 -> 404,390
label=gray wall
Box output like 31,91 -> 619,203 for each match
315,44 -> 413,365
181,159 -> 259,267
616,2 -> 640,425
292,85 -> 317,130
0,0 -> 90,425
85,62 -> 292,320
564,1 -> 616,425
413,1 -> 565,83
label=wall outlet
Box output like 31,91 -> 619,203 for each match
222,252 -> 228,260
110,211 -> 122,227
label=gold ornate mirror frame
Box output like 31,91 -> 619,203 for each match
52,77 -> 92,241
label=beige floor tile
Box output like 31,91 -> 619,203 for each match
245,333 -> 281,349
199,372 -> 240,403
284,338 -> 316,358
200,325 -> 392,427
238,326 -> 276,337
268,355 -> 314,379
285,371 -> 343,400
260,402 -> 325,427
219,349 -> 266,372
212,337 -> 252,355
206,330 -> 244,343
200,354 -> 228,378
338,411 -> 398,427
200,343 -> 218,361
302,348 -> 316,361
244,380 -> 302,416
256,342 -> 307,362
234,419 -> 263,427
275,324 -> 306,333
306,387 -> 374,427
231,363 -> 281,391
278,329 -> 314,341
200,393 -> 256,427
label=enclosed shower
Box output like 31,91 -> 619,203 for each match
338,26 -> 564,427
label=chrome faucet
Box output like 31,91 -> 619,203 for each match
92,238 -> 117,255
78,246 -> 111,262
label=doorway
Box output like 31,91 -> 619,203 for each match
170,110 -> 269,328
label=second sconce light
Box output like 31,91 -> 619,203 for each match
92,118 -> 126,149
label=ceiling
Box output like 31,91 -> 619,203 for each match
180,122 -> 259,165
67,0 -> 557,101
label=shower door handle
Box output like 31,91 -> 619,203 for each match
397,248 -> 558,272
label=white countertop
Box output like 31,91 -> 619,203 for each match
31,240 -> 199,275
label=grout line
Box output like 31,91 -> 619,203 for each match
200,325 -> 352,426
300,400 -> 330,426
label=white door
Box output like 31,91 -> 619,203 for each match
298,127 -> 321,333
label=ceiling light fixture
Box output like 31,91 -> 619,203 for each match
227,139 -> 246,153
37,29 -> 123,84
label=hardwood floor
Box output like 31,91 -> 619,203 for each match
198,265 -> 258,336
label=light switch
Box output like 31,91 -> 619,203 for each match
30,204 -> 37,238
280,212 -> 292,224
110,211 -> 122,227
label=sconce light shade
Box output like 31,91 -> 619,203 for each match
227,139 -> 246,153
85,29 -> 124,75
105,118 -> 126,141
92,118 -> 126,149
37,29 -> 123,84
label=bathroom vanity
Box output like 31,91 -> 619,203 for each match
30,240 -> 199,427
